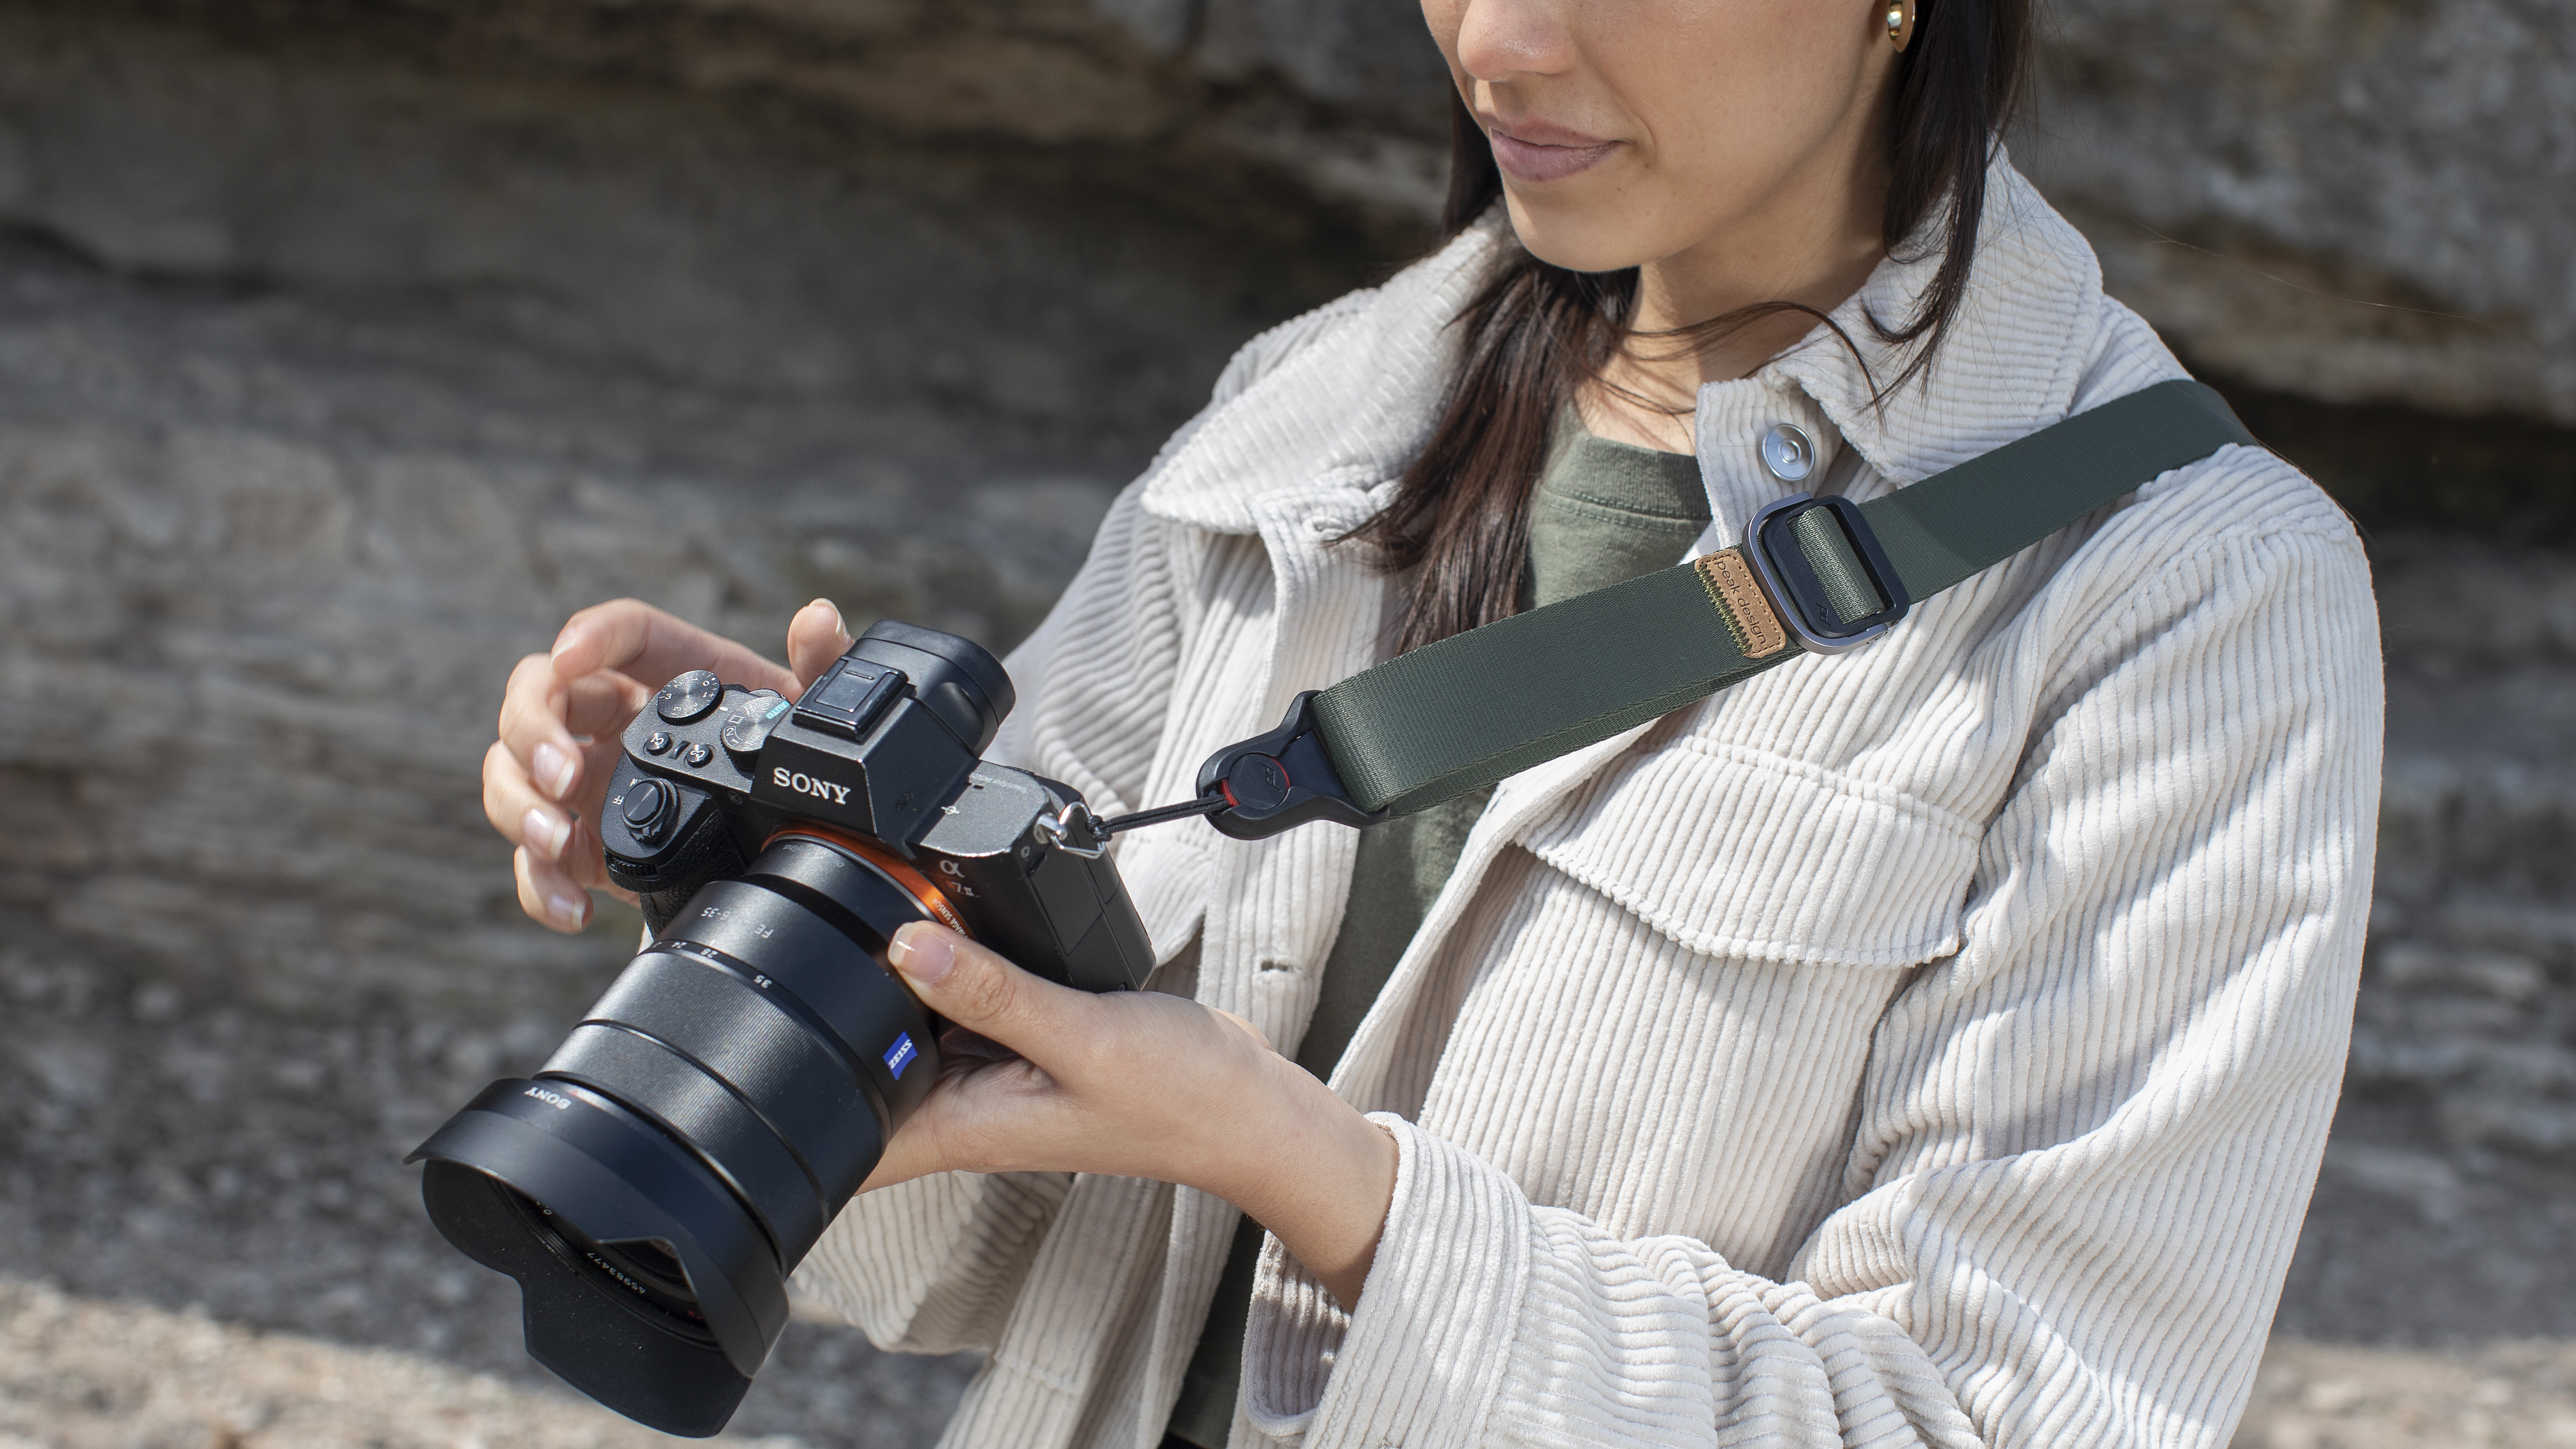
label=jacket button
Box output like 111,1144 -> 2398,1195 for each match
1759,423 -> 1816,484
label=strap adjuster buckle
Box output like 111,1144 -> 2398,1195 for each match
1744,494 -> 1912,655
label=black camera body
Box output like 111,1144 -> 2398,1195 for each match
601,622 -> 1150,995
409,621 -> 1152,1437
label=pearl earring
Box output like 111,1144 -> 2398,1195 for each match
1885,0 -> 1917,50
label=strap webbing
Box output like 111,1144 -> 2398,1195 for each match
1311,380 -> 2256,818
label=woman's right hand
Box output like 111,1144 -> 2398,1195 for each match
485,597 -> 856,933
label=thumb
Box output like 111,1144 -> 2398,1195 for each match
886,922 -> 1083,1058
787,598 -> 856,691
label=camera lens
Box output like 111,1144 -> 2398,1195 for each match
408,829 -> 959,1436
525,1189 -> 708,1323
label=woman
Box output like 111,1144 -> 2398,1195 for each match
483,0 -> 2381,1444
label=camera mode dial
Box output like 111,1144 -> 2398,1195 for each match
721,692 -> 790,756
655,671 -> 724,725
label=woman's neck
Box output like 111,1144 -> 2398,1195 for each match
1578,113 -> 1894,454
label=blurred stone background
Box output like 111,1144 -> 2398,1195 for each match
0,1 -> 2569,1446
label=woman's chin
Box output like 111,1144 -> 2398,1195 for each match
1501,194 -> 1657,277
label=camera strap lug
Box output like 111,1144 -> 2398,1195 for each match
1031,801 -> 1112,859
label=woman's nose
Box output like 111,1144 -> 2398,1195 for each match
1450,0 -> 1577,84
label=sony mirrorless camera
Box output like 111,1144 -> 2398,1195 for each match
408,620 -> 1154,1436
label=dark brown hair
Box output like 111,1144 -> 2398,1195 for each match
1350,0 -> 2035,653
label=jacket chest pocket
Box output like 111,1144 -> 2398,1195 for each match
1521,736 -> 1981,971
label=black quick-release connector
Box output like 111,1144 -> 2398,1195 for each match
1194,691 -> 1390,840
1089,693 -> 1391,843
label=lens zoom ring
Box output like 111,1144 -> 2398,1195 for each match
541,1023 -> 832,1262
583,954 -> 884,1203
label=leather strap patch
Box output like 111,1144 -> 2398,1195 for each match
1695,549 -> 1791,659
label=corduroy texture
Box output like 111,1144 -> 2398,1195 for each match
793,154 -> 2382,1449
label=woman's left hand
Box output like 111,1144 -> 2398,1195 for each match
861,923 -> 1398,1310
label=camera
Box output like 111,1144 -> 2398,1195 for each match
408,620 -> 1154,1436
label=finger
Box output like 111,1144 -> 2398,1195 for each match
563,669 -> 654,738
558,811 -> 639,901
484,740 -> 577,862
515,844 -> 593,933
786,598 -> 856,691
859,1055 -> 1055,1193
885,923 -> 1095,1068
496,653 -> 583,802
549,599 -> 798,698
498,663 -> 653,809
1207,1007 -> 1274,1052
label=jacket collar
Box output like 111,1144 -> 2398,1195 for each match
1135,212 -> 1512,535
1137,153 -> 2107,537
1756,153 -> 2110,486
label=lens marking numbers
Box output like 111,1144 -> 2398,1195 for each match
696,904 -> 774,938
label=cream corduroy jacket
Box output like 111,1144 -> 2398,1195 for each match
798,161 -> 2384,1449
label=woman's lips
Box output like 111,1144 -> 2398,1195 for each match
1485,119 -> 1618,183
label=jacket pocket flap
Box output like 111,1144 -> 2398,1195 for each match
1525,739 -> 1978,969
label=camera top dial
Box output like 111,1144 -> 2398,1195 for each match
655,669 -> 724,724
720,691 -> 789,755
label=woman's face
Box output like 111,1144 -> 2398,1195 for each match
1421,0 -> 1900,280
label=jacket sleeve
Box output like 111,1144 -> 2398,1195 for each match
1241,521 -> 2383,1447
796,292 -> 1375,1354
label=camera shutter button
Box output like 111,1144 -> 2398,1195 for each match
655,670 -> 724,724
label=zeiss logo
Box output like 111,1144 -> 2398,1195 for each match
772,767 -> 853,805
883,1032 -> 919,1079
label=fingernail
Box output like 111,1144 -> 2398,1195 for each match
532,742 -> 577,800
547,891 -> 590,931
887,925 -> 953,984
522,806 -> 572,861
811,598 -> 849,638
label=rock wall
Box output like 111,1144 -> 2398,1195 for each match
1124,0 -> 2576,430
2021,0 -> 2576,427
0,3 -> 2570,1445
2280,538 -> 2576,1346
25,0 -> 2572,434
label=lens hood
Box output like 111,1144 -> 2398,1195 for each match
408,1078 -> 788,1435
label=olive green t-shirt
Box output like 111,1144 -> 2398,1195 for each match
1162,414 -> 1709,1448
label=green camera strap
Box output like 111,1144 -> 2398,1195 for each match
1094,380 -> 2256,842
1305,379 -> 2255,821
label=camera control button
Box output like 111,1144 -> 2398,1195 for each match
621,778 -> 676,842
655,670 -> 724,725
684,742 -> 714,768
644,730 -> 674,755
721,692 -> 790,755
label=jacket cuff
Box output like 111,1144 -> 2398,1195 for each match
1241,1114 -> 1531,1447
